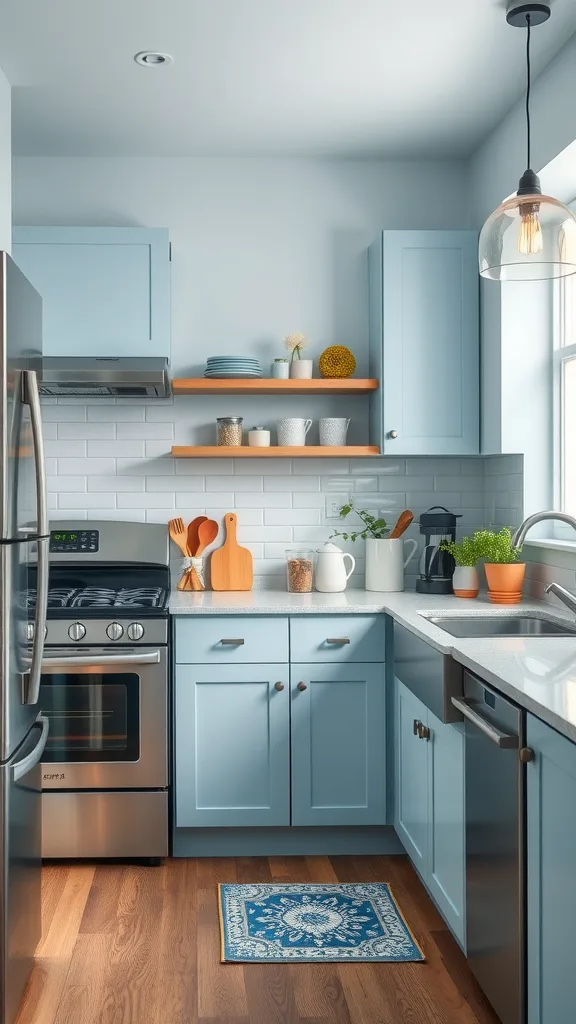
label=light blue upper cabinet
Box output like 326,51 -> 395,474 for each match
12,227 -> 170,358
174,664 -> 290,828
527,714 -> 576,1024
369,230 -> 479,455
290,662 -> 386,827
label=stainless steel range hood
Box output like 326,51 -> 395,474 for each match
38,357 -> 171,398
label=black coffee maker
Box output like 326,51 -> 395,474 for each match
415,506 -> 461,595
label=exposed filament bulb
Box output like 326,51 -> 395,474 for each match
518,202 -> 543,255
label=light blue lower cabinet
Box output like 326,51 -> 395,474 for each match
174,664 -> 290,827
527,714 -> 576,1024
290,662 -> 386,827
394,678 -> 465,946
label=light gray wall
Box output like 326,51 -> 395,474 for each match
0,67 -> 10,252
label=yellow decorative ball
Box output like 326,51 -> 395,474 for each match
318,345 -> 356,379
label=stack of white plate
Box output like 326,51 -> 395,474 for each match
204,356 -> 262,379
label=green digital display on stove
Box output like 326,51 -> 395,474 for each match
49,530 -> 99,553
52,532 -> 79,542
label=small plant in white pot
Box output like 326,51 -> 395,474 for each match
331,501 -> 417,592
439,535 -> 481,598
284,332 -> 313,379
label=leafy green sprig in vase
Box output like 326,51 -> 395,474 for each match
330,501 -> 389,542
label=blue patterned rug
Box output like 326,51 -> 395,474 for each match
218,882 -> 425,963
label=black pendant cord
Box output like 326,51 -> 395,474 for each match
525,13 -> 532,169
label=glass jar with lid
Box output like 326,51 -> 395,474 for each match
217,417 -> 243,446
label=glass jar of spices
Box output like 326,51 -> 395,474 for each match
217,416 -> 243,446
286,549 -> 314,593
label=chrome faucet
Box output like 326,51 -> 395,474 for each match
544,581 -> 576,618
511,511 -> 576,549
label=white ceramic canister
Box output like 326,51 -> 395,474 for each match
277,417 -> 313,446
452,565 -> 479,598
271,359 -> 290,379
319,417 -> 350,446
315,542 -> 356,593
289,359 -> 313,379
365,537 -> 418,592
248,426 -> 271,447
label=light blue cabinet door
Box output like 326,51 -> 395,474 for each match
427,710 -> 466,946
174,664 -> 290,828
12,227 -> 170,358
394,678 -> 429,873
290,663 -> 386,826
527,715 -> 576,1024
369,230 -> 479,455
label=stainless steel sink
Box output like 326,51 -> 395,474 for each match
427,615 -> 576,638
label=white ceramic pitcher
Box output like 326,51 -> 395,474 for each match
315,542 -> 356,593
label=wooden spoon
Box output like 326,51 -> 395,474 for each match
187,515 -> 208,557
196,518 -> 219,556
389,510 -> 414,539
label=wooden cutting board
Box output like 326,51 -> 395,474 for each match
210,512 -> 253,591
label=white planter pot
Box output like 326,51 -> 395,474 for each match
289,359 -> 313,379
365,537 -> 418,593
452,565 -> 479,598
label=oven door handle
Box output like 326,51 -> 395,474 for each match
13,715 -> 49,782
40,651 -> 162,669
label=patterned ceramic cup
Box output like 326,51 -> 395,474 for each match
277,418 -> 313,446
319,418 -> 350,446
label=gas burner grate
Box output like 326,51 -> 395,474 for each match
29,586 -> 166,611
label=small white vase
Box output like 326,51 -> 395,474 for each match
289,359 -> 313,379
365,537 -> 418,592
452,565 -> 479,598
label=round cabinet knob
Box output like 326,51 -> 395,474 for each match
297,681 -> 307,691
68,622 -> 86,642
388,430 -> 398,439
274,681 -> 285,691
127,622 -> 144,641
106,622 -> 124,641
519,747 -> 535,763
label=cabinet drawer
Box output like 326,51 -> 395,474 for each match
174,616 -> 288,664
290,616 -> 385,663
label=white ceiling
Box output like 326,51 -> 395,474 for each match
2,0 -> 576,158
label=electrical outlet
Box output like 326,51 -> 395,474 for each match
325,495 -> 349,520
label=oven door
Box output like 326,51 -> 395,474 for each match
39,647 -> 167,790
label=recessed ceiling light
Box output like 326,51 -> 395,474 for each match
134,51 -> 173,67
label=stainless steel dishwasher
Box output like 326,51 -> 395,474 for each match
452,672 -> 526,1024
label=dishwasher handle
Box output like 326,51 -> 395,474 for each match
451,696 -> 519,749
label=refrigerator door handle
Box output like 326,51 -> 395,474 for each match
13,715 -> 49,781
22,370 -> 49,705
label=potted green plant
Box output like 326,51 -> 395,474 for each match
439,535 -> 481,598
473,527 -> 524,603
331,501 -> 417,592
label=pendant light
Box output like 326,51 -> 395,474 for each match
479,2 -> 576,281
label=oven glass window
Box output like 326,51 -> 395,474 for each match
39,673 -> 139,762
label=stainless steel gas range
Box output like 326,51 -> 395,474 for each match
31,520 -> 170,861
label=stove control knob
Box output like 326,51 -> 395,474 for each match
127,622 -> 144,641
106,622 -> 124,641
69,622 -> 86,642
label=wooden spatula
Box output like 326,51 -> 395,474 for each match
210,513 -> 253,592
196,518 -> 219,556
187,515 -> 208,557
389,509 -> 414,539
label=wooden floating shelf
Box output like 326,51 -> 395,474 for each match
171,445 -> 381,458
172,378 -> 378,395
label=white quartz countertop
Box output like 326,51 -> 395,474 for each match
169,586 -> 576,743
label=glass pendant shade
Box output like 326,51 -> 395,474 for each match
479,191 -> 576,281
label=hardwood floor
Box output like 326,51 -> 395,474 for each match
15,855 -> 500,1024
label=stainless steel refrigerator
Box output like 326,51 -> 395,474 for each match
0,253 -> 49,1024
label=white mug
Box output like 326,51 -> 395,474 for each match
277,418 -> 313,446
319,418 -> 350,446
365,537 -> 418,592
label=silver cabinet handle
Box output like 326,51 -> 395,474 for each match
413,718 -> 421,736
13,715 -> 49,781
220,638 -> 245,646
326,638 -> 350,645
41,651 -> 161,669
451,696 -> 519,749
22,370 -> 49,706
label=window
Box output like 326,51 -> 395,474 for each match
555,201 -> 576,520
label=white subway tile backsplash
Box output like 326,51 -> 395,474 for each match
87,405 -> 145,422
118,423 -> 174,440
235,493 -> 291,508
47,475 -> 86,493
58,422 -> 116,440
406,458 -> 461,475
406,492 -> 462,510
117,458 -> 174,476
41,404 -> 87,422
43,423 -> 58,439
118,493 -> 175,509
264,509 -> 321,526
44,458 -> 57,476
58,492 -> 116,510
87,441 -> 145,458
58,458 -> 115,475
99,509 -> 146,522
239,526 -> 292,542
145,441 -> 173,457
351,459 -> 404,475
184,492 -> 235,507
147,476 -> 204,492
234,458 -> 289,475
264,476 -> 320,492
45,441 -> 86,458
292,493 -> 329,508
88,476 -> 145,492
298,459 -> 348,475
209,475 -> 263,492
175,459 -> 234,475
50,510 -> 88,520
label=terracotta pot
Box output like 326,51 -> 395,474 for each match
484,562 -> 525,604
452,565 -> 479,599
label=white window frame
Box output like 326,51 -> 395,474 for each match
553,198 -> 576,539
